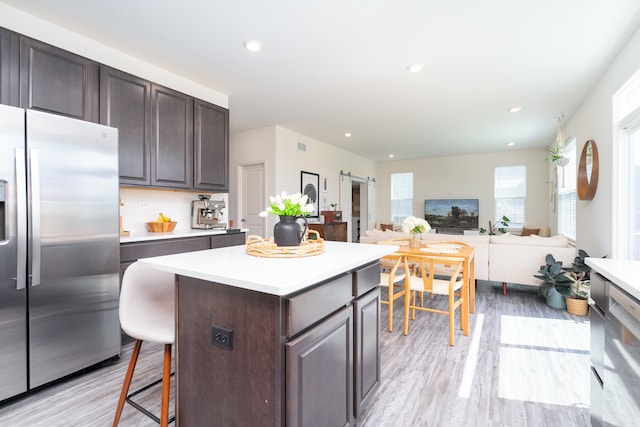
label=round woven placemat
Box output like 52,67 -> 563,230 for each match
246,231 -> 325,258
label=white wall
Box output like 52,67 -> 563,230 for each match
120,188 -> 228,233
0,3 -> 227,107
230,125 -> 377,236
376,148 -> 549,231
228,126 -> 277,228
564,24 -> 640,259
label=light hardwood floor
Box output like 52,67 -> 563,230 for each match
0,282 -> 590,426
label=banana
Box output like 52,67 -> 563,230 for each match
157,212 -> 171,222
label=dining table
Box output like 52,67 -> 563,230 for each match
392,241 -> 476,315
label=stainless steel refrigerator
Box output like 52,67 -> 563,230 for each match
0,104 -> 121,401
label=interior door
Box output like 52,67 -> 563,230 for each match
239,162 -> 266,237
367,179 -> 376,232
340,175 -> 352,242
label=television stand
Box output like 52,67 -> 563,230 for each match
435,228 -> 465,235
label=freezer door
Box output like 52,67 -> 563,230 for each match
26,110 -> 121,388
0,104 -> 28,401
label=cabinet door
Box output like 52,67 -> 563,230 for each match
20,37 -> 98,122
120,236 -> 211,263
286,306 -> 354,427
210,232 -> 246,249
100,67 -> 151,185
194,99 -> 229,191
0,28 -> 19,106
151,84 -> 193,189
353,288 -> 380,417
325,222 -> 348,242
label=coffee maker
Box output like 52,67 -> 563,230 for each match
191,195 -> 227,229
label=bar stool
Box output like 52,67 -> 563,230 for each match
112,262 -> 175,427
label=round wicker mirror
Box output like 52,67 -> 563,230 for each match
577,140 -> 598,200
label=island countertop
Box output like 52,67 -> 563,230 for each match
137,241 -> 397,296
120,228 -> 248,243
586,257 -> 640,301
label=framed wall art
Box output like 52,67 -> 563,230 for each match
300,170 -> 320,217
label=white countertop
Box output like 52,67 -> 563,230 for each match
586,257 -> 640,301
137,241 -> 397,296
120,228 -> 247,243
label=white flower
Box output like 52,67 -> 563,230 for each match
261,191 -> 315,217
401,215 -> 431,234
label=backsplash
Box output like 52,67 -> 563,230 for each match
119,188 -> 229,233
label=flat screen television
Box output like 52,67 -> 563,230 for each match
424,199 -> 479,230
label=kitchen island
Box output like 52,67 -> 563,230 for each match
138,241 -> 396,426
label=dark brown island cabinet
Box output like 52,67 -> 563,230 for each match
138,243 -> 388,426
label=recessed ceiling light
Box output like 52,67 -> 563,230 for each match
388,154 -> 395,158
344,132 -> 352,138
243,40 -> 262,52
508,107 -> 522,113
407,64 -> 423,73
507,142 -> 515,147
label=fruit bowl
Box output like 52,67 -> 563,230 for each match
146,221 -> 177,232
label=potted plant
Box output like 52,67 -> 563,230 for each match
534,254 -> 572,309
563,249 -> 591,316
546,142 -> 569,166
479,216 -> 510,235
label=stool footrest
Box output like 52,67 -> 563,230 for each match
125,372 -> 176,424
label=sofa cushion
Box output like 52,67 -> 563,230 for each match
521,227 -> 540,236
421,233 -> 490,244
361,229 -> 408,243
490,234 -> 569,247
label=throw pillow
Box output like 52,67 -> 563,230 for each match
380,223 -> 394,231
521,227 -> 540,236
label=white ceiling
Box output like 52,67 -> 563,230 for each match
4,1 -> 640,161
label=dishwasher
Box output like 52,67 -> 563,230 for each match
603,283 -> 640,426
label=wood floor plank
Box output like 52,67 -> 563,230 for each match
0,282 -> 590,426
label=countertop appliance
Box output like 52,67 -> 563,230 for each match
589,273 -> 607,427
0,105 -> 121,402
191,195 -> 226,229
587,258 -> 640,427
603,282 -> 640,426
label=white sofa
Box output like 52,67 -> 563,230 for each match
488,233 -> 575,287
360,229 -> 576,289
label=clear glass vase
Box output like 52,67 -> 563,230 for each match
410,232 -> 421,248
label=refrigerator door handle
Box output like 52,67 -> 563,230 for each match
29,148 -> 41,287
15,148 -> 27,290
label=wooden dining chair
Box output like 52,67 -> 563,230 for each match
374,238 -> 415,332
422,241 -> 469,279
403,254 -> 467,346
378,252 -> 410,332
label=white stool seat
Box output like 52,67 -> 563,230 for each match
119,262 -> 175,344
113,261 -> 176,427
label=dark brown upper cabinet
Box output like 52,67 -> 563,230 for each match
151,85 -> 193,189
0,28 -> 19,106
194,99 -> 229,191
20,37 -> 98,122
100,67 -> 152,185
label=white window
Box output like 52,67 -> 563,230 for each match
614,67 -> 640,259
494,166 -> 526,227
557,138 -> 577,241
391,172 -> 413,225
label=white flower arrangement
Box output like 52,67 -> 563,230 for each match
401,215 -> 431,234
259,192 -> 315,217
